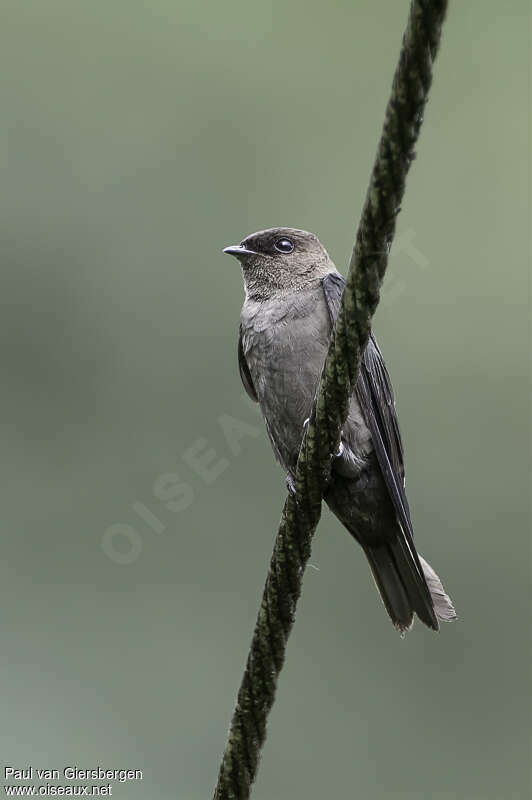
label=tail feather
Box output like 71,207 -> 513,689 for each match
418,555 -> 457,623
389,538 -> 439,631
364,545 -> 415,633
364,542 -> 455,633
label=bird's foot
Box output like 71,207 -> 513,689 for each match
334,441 -> 344,460
298,423 -> 344,492
285,473 -> 297,496
323,440 -> 344,484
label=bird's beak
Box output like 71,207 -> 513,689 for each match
223,245 -> 257,258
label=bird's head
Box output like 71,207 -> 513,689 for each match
223,227 -> 334,300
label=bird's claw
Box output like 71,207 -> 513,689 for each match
285,473 -> 297,496
322,440 -> 344,489
289,429 -> 343,496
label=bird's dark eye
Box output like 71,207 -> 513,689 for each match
274,238 -> 294,254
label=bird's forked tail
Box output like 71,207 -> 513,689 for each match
364,540 -> 456,633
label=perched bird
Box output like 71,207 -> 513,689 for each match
224,227 -> 456,633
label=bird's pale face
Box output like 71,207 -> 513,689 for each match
223,227 -> 333,299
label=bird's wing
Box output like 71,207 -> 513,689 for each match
238,324 -> 258,403
321,272 -> 416,543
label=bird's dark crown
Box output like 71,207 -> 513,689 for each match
225,227 -> 334,300
241,227 -> 320,257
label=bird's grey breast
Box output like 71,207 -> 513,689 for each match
240,285 -> 330,470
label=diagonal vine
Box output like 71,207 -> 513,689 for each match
213,2 -> 449,798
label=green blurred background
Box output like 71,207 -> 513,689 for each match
1,1 -> 529,798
